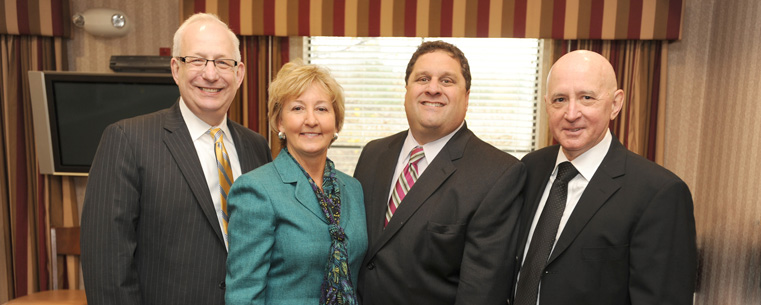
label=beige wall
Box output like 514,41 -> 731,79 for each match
666,0 -> 761,304
68,0 -> 179,72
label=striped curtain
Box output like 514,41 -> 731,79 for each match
549,40 -> 667,164
229,36 -> 290,136
0,0 -> 72,37
235,36 -> 290,156
183,0 -> 683,40
0,0 -> 75,301
0,35 -> 68,301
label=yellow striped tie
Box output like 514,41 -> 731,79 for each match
210,128 -> 233,241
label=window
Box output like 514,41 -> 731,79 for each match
305,37 -> 541,175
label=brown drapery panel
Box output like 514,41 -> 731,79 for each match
230,36 -> 290,135
548,40 -> 667,164
183,0 -> 683,40
0,34 -> 68,302
235,36 -> 290,157
0,0 -> 77,302
0,0 -> 72,37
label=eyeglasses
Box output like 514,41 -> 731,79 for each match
176,56 -> 238,71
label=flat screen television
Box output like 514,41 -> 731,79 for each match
29,71 -> 180,175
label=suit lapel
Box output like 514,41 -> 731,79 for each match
227,123 -> 254,173
273,152 -> 329,224
517,148 -> 558,255
366,133 -> 406,242
162,103 -> 225,245
548,138 -> 626,263
366,127 -> 469,258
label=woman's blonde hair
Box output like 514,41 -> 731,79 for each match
268,60 -> 345,147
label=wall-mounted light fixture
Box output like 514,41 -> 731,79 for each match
72,8 -> 130,38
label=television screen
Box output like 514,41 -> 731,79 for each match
29,71 -> 180,175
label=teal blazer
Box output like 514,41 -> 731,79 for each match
225,150 -> 368,304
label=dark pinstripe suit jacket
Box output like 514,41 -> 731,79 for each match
81,102 -> 271,305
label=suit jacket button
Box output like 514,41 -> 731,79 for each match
218,281 -> 226,290
366,262 -> 375,270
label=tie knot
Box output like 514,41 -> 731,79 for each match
409,146 -> 425,164
556,161 -> 578,183
210,128 -> 223,142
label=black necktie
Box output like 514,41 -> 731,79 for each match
515,161 -> 579,305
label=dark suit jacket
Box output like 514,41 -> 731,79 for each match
354,123 -> 526,305
81,102 -> 271,305
516,134 -> 696,305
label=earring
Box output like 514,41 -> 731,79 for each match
278,131 -> 286,140
333,133 -> 339,140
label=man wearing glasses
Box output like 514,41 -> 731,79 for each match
81,13 -> 271,305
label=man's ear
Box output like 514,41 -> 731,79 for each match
610,89 -> 624,120
170,57 -> 181,84
235,62 -> 246,87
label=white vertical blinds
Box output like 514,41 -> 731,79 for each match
305,37 -> 541,174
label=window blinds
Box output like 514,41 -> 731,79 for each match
306,37 -> 540,174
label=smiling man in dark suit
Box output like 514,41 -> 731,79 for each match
353,40 -> 526,304
513,50 -> 697,305
80,13 -> 271,305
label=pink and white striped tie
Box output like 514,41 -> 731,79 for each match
386,146 -> 425,227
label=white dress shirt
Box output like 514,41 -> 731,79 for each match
179,98 -> 242,251
518,130 -> 612,304
386,122 -> 464,204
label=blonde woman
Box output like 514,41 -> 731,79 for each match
226,61 -> 367,304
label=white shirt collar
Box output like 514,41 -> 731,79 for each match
401,121 -> 465,164
179,97 -> 231,139
554,129 -> 612,181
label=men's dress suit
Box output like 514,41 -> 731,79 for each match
225,150 -> 367,304
516,134 -> 697,305
81,102 -> 271,305
354,123 -> 526,305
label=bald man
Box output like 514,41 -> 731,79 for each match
512,50 -> 696,305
